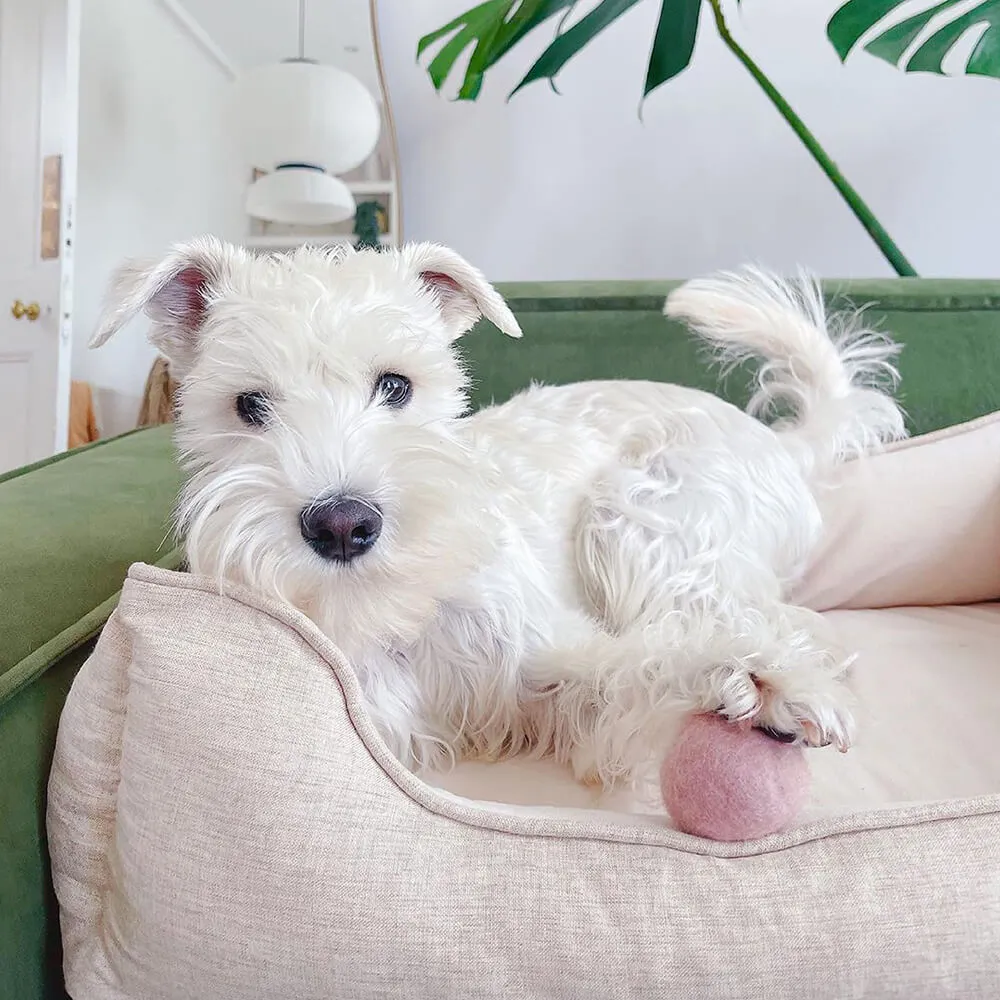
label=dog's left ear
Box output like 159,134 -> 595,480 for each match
88,237 -> 238,377
401,243 -> 522,340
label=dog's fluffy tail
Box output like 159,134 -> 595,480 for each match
664,265 -> 906,475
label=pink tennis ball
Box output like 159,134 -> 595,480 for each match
661,713 -> 810,841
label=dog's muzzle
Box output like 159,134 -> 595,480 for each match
299,496 -> 382,563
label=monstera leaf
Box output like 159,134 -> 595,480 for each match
418,0 -> 703,101
417,0 -> 575,101
828,0 -> 1000,79
416,0 -> 922,277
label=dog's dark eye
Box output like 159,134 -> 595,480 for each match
375,373 -> 412,408
234,391 -> 271,427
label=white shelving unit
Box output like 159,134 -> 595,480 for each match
242,0 -> 404,257
244,177 -> 398,250
244,146 -> 401,253
244,231 -> 396,250
243,55 -> 402,262
233,0 -> 403,252
345,180 -> 396,197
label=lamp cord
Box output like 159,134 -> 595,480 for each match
298,0 -> 305,60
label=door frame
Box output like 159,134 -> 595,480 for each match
51,0 -> 81,454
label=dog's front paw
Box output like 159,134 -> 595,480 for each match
751,667 -> 856,751
708,663 -> 856,752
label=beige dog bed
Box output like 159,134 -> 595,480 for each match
47,415 -> 1000,999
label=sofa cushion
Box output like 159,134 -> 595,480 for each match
0,425 -> 184,1000
471,279 -> 1000,435
0,426 -> 184,708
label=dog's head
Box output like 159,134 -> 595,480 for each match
92,237 -> 522,655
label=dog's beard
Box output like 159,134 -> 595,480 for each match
177,424 -> 502,658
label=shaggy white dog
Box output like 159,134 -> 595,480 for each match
92,239 -> 905,791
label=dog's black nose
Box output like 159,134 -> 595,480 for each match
300,497 -> 382,563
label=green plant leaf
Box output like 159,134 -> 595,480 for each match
467,0 -> 580,97
827,0 -> 911,61
424,16 -> 494,92
968,5 -> 1000,73
644,0 -> 702,97
417,1 -> 500,58
493,0 -> 582,59
828,0 -> 1000,79
862,1 -> 954,63
905,0 -> 1000,76
417,0 -> 577,100
420,0 -> 512,92
510,0 -> 646,97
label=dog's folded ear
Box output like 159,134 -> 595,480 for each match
89,237 -> 237,374
400,243 -> 522,340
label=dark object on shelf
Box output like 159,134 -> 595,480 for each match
354,200 -> 387,251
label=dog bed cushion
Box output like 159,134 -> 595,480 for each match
47,416 -> 1000,1000
794,411 -> 1000,611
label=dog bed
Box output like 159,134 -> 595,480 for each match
47,414 -> 1000,1000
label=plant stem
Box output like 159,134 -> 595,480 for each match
706,0 -> 918,277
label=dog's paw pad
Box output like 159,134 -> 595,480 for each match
755,725 -> 799,745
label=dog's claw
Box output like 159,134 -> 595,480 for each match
801,720 -> 822,746
709,667 -> 854,753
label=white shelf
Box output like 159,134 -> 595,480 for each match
346,180 -> 396,196
244,232 -> 397,250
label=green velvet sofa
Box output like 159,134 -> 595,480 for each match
2,279 -> 999,1000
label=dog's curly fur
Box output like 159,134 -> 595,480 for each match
92,239 -> 905,791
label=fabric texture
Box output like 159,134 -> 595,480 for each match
0,424 -> 183,699
0,426 -> 184,1000
48,563 -> 1000,1000
795,411 -> 1000,611
467,279 -> 1000,434
659,714 -> 810,841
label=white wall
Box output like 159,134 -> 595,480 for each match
381,0 -> 1000,282
72,0 -> 245,437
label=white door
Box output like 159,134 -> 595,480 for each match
0,0 -> 77,475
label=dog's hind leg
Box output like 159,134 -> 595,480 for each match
573,423 -> 816,634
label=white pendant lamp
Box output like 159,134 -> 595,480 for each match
244,166 -> 356,226
232,0 -> 381,225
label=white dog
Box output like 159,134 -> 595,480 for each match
92,239 -> 905,791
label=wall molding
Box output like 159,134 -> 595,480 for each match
155,0 -> 238,79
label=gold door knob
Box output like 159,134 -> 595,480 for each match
11,300 -> 41,321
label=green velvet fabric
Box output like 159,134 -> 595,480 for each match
0,424 -> 184,700
1,278 -> 998,1000
492,277 -> 1000,313
0,427 -> 185,1000
0,644 -> 91,1000
465,280 -> 1000,435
